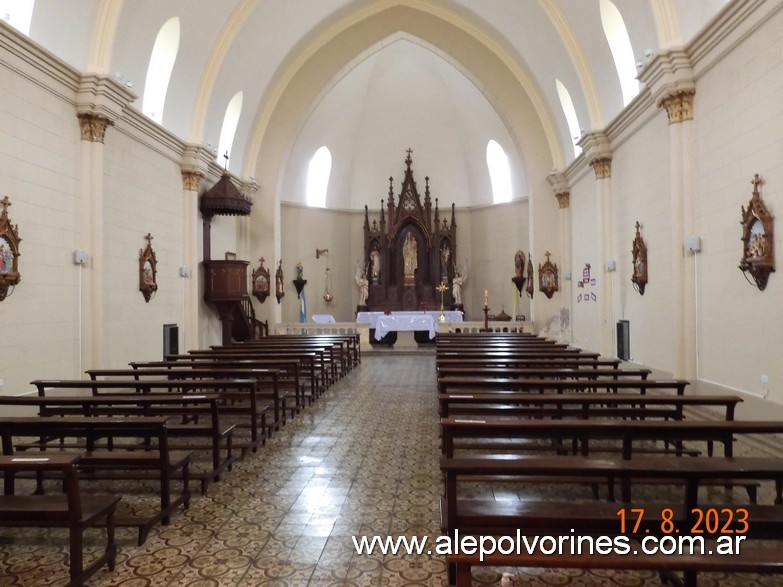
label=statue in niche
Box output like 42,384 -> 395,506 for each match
440,242 -> 451,280
403,232 -> 418,277
370,243 -> 381,283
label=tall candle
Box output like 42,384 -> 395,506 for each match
484,289 -> 488,307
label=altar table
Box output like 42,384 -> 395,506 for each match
356,311 -> 463,341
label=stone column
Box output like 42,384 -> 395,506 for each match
547,171 -> 571,343
640,49 -> 696,379
75,74 -> 134,372
579,132 -> 614,357
180,145 -> 213,352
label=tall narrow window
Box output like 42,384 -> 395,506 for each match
555,79 -> 582,158
142,17 -> 180,124
217,91 -> 243,166
0,0 -> 34,35
486,140 -> 512,204
306,146 -> 332,208
599,0 -> 639,106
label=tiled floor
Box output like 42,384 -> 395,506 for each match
0,353 -> 781,586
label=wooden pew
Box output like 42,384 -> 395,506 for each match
441,453 -> 783,586
436,356 -> 622,370
130,358 -> 305,413
437,376 -> 689,396
0,413 -> 191,544
87,367 -> 284,439
0,454 -> 120,586
262,333 -> 361,368
436,366 -> 651,381
169,351 -> 322,402
438,392 -> 742,422
30,381 -> 239,493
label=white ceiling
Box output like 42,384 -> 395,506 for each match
21,0 -> 729,208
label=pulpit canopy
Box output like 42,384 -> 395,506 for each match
200,172 -> 253,217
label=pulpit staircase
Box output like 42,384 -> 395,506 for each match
231,296 -> 268,341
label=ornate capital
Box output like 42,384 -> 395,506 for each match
658,90 -> 695,124
181,171 -> 203,192
555,192 -> 570,209
77,113 -> 113,143
590,157 -> 612,179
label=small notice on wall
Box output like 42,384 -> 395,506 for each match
576,263 -> 597,303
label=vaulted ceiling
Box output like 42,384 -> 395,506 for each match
20,0 -> 728,207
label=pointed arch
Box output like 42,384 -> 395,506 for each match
142,16 -> 180,124
486,140 -> 512,204
217,91 -> 243,167
555,79 -> 582,158
600,0 -> 639,106
306,146 -> 332,208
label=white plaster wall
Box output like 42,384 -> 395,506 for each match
103,131 -> 186,366
569,172 -> 600,351
0,41 -> 81,396
694,6 -> 783,404
466,201 -> 530,322
279,205 -> 357,323
610,114 -> 673,369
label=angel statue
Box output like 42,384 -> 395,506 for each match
355,260 -> 369,307
452,259 -> 468,306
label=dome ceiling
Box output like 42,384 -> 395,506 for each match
20,0 -> 728,207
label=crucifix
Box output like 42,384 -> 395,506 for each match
436,281 -> 448,324
223,151 -> 230,170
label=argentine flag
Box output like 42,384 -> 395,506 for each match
299,288 -> 307,323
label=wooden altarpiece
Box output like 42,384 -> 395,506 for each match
362,151 -> 458,311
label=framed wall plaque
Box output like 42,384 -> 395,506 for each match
538,251 -> 559,299
139,233 -> 158,303
739,174 -> 774,290
631,221 -> 648,295
251,257 -> 271,303
0,196 -> 21,301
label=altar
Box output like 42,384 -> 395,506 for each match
356,310 -> 464,341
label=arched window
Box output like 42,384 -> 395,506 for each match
217,91 -> 243,167
486,140 -> 512,204
142,17 -> 180,124
306,146 -> 332,208
599,0 -> 639,106
555,79 -> 582,158
0,0 -> 34,35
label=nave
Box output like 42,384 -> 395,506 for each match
0,352 -> 780,586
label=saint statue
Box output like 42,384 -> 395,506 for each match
514,250 -> 525,277
452,273 -> 463,305
354,261 -> 369,306
403,233 -> 418,277
370,245 -> 381,283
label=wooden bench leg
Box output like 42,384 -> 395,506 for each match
455,561 -> 471,587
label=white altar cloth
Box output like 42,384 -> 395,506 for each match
356,311 -> 463,340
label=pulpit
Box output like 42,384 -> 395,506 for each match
200,171 -> 263,345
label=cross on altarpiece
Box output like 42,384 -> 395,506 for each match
751,174 -> 762,194
0,197 -> 11,217
144,233 -> 153,247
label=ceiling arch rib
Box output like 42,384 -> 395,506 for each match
245,2 -> 559,223
191,0 -> 563,177
87,0 -> 123,74
537,0 -> 603,129
188,0 -> 259,143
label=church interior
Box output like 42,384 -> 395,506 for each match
1,0 -> 783,585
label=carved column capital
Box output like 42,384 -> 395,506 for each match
590,157 -> 612,179
181,171 -> 203,192
658,90 -> 695,124
77,112 -> 113,143
555,192 -> 570,209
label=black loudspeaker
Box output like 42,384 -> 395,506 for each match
163,324 -> 179,357
617,320 -> 630,361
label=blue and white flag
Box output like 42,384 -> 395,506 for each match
299,289 -> 307,323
